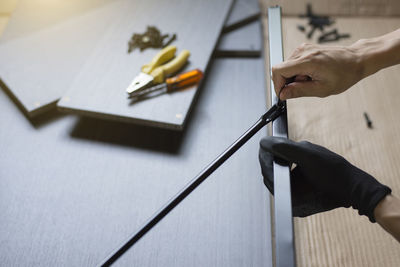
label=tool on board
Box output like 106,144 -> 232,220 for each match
363,112 -> 373,129
98,101 -> 286,266
128,69 -> 203,98
126,45 -> 190,97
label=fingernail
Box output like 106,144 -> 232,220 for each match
280,89 -> 288,100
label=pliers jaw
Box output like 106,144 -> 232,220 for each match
126,72 -> 154,96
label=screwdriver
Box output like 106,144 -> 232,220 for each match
128,69 -> 203,98
98,102 -> 286,266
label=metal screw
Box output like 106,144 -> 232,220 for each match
363,112 -> 373,129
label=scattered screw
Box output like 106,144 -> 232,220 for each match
162,33 -> 177,48
128,26 -> 177,53
298,3 -> 349,42
297,25 -> 306,32
318,29 -> 350,43
363,112 -> 373,129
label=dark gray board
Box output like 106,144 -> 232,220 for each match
57,0 -> 233,130
225,0 -> 260,27
215,0 -> 261,57
216,21 -> 262,57
0,0 -> 120,116
0,57 -> 272,266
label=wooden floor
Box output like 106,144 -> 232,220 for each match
262,16 -> 400,267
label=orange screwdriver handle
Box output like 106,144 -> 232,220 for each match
165,69 -> 203,92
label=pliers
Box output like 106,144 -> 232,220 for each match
126,45 -> 190,97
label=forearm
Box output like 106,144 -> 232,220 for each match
374,194 -> 400,243
351,28 -> 400,79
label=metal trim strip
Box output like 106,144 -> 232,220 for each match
267,6 -> 296,267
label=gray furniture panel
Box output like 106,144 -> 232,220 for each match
216,0 -> 261,57
0,0 -> 120,116
0,57 -> 272,266
225,0 -> 260,27
217,21 -> 262,55
58,0 -> 233,130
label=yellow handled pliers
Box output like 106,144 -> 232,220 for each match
126,45 -> 190,96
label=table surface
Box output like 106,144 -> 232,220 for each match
0,57 -> 273,267
0,2 -> 273,264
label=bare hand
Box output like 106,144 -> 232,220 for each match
272,43 -> 363,100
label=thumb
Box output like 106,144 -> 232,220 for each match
272,61 -> 311,97
279,80 -> 321,100
260,137 -> 313,165
258,145 -> 274,194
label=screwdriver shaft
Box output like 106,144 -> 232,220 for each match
98,104 -> 285,266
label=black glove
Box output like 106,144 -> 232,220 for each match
259,136 -> 391,222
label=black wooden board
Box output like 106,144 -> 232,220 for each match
57,0 -> 233,130
0,57 -> 272,266
0,0 -> 119,116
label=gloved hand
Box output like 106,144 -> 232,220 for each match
259,136 -> 391,222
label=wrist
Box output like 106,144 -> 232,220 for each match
350,37 -> 385,79
350,29 -> 400,79
374,194 -> 400,242
349,168 -> 391,222
374,194 -> 397,222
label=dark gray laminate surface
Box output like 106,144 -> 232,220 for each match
57,0 -> 233,130
225,0 -> 260,27
217,21 -> 262,55
0,57 -> 272,266
216,0 -> 261,57
0,0 -> 120,116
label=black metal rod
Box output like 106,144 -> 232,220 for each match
98,112 -> 271,266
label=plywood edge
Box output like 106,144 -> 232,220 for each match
28,100 -> 58,118
57,101 -> 184,131
0,76 -> 59,118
